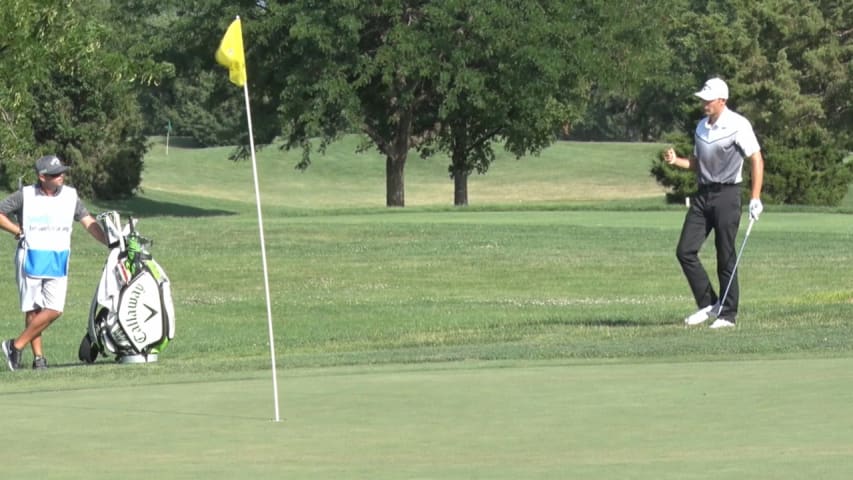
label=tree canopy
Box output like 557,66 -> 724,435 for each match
181,0 -> 670,206
0,0 -> 165,199
1,0 -> 850,205
420,1 -> 668,205
650,0 -> 852,205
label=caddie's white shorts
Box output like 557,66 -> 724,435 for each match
15,247 -> 67,313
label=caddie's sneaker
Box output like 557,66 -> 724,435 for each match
2,339 -> 22,371
709,318 -> 736,329
32,356 -> 48,370
684,304 -> 718,326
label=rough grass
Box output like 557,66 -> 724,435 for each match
0,138 -> 851,479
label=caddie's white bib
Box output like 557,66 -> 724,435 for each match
22,185 -> 77,278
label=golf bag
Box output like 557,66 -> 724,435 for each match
78,211 -> 175,364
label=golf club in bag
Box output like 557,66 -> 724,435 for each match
78,211 -> 175,364
716,217 -> 756,318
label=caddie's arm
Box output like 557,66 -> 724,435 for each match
663,148 -> 696,170
0,213 -> 23,239
81,215 -> 109,246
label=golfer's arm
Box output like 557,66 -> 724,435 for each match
668,155 -> 696,171
749,151 -> 764,200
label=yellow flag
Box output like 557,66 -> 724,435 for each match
215,18 -> 247,87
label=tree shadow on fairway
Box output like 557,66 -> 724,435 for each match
91,196 -> 236,218
547,317 -> 677,328
28,360 -> 130,371
581,318 -> 674,327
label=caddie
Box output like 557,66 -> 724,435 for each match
0,154 -> 107,370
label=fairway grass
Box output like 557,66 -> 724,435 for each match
3,358 -> 853,479
0,138 -> 851,478
139,136 -> 670,208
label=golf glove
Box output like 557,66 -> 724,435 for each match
749,199 -> 763,220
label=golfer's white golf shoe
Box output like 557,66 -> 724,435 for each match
684,304 -> 718,326
709,318 -> 735,329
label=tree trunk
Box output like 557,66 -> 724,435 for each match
386,155 -> 405,207
453,170 -> 468,206
451,144 -> 470,206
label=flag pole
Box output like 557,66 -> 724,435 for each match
217,15 -> 280,422
221,14 -> 281,423
243,79 -> 281,423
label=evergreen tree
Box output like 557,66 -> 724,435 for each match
0,0 -> 160,199
651,0 -> 852,205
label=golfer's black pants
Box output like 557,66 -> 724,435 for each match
676,183 -> 742,319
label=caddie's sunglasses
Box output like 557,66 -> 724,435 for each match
44,173 -> 63,179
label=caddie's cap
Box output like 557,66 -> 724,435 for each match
35,154 -> 69,175
694,77 -> 729,101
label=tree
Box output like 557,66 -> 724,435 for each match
118,1 -> 850,207
650,0 -> 852,205
108,0 -> 247,147
263,1 -> 444,207
0,1 -> 50,171
421,0 -> 670,205
185,1 -> 668,207
0,0 -> 162,199
416,0 -> 573,206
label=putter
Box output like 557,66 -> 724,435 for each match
716,217 -> 756,317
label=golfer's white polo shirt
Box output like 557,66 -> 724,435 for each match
693,107 -> 761,185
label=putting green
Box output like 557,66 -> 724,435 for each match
2,357 -> 852,479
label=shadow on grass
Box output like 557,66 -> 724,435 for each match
536,317 -> 677,328
575,318 -> 676,327
92,195 -> 236,218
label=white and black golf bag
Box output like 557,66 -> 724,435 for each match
78,211 -> 175,364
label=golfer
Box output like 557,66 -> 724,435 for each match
0,155 -> 107,370
664,77 -> 764,328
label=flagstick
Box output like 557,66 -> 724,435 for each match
242,81 -> 281,423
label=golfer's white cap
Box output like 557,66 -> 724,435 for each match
694,77 -> 729,101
